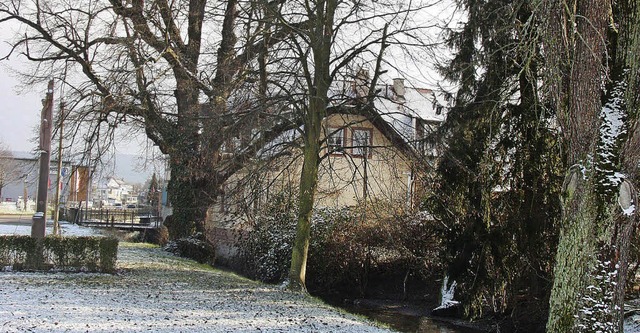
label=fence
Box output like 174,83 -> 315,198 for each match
70,208 -> 162,229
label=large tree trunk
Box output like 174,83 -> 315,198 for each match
543,0 -> 640,331
288,114 -> 321,291
165,156 -> 215,239
547,168 -> 601,332
548,164 -> 638,332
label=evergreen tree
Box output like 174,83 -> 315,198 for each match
425,0 -> 562,326
148,173 -> 159,212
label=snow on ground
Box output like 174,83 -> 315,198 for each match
0,218 -> 98,237
2,220 -> 637,332
0,225 -> 394,333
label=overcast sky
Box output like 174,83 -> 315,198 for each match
0,51 -> 150,155
0,0 -> 457,155
0,23 -> 149,155
0,33 -> 155,160
0,31 -> 158,183
0,37 -> 41,153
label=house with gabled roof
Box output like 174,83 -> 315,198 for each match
207,76 -> 448,230
203,76 -> 449,261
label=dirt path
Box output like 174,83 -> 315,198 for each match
0,242 -> 394,333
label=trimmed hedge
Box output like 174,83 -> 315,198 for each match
0,236 -> 118,273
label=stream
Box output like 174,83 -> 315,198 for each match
333,299 -> 489,333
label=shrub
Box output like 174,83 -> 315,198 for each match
0,235 -> 118,273
234,193 -> 297,283
233,198 -> 443,298
137,226 -> 170,246
164,232 -> 215,265
308,210 -> 444,297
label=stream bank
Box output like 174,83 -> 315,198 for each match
324,298 -> 492,333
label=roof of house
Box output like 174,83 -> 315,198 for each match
2,151 -> 74,164
255,79 -> 448,160
376,85 -> 446,123
348,81 -> 448,159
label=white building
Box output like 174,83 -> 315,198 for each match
93,176 -> 136,207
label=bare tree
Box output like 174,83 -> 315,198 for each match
0,141 -> 19,200
242,0 -> 444,291
0,0 -> 303,239
1,3 -> 444,283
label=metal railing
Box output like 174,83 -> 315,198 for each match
71,208 -> 162,229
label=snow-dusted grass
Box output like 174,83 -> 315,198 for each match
0,227 -> 394,332
0,203 -> 29,215
3,220 -> 635,332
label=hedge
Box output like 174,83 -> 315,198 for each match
0,236 -> 118,273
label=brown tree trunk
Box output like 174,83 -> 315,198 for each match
165,156 -> 215,239
288,0 -> 337,292
543,0 -> 640,331
288,117 -> 321,291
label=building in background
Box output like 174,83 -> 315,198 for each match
92,176 -> 136,207
0,151 -> 75,211
67,165 -> 91,208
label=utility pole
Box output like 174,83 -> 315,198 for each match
53,101 -> 65,236
32,80 -> 54,238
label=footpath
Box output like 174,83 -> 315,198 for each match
0,242 -> 394,333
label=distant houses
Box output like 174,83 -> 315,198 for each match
93,176 -> 137,207
0,151 -> 150,211
0,151 -> 74,210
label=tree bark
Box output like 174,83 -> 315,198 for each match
288,0 -> 337,292
165,155 -> 215,239
543,0 -> 640,331
288,119 -> 321,291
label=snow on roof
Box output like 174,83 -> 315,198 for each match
329,77 -> 448,123
256,79 -> 449,156
4,151 -> 38,160
373,83 -> 448,144
2,151 -> 75,166
257,127 -> 300,158
375,84 -> 447,122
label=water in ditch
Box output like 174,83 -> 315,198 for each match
337,300 -> 488,333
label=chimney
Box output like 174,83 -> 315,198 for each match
393,78 -> 406,103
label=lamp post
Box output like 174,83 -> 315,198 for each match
22,173 -> 28,211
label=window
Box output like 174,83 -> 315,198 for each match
327,127 -> 345,153
351,128 -> 372,157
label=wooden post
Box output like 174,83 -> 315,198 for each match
53,102 -> 65,236
31,80 -> 54,239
